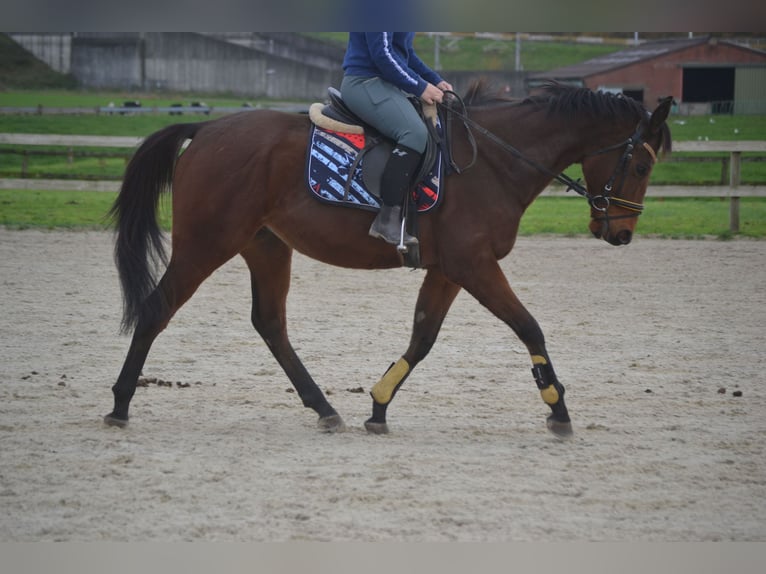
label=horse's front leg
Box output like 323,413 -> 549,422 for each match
454,258 -> 573,436
365,268 -> 461,434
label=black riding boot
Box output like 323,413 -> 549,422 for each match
369,145 -> 422,246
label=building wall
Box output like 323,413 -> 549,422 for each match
9,32 -> 526,101
207,33 -> 344,71
583,41 -> 766,111
70,34 -> 143,90
735,66 -> 766,114
69,32 -> 343,100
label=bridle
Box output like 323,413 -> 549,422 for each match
582,122 -> 658,218
437,93 -> 659,231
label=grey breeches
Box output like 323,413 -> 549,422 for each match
340,75 -> 428,153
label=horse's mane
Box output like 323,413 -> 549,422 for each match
528,81 -> 649,120
461,78 -> 672,153
462,78 -> 645,118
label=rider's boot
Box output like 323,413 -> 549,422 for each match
369,144 -> 422,246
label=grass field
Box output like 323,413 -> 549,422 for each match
0,91 -> 299,110
355,33 -> 623,71
0,189 -> 171,231
1,108 -> 764,237
2,113 -> 765,187
1,190 -> 764,239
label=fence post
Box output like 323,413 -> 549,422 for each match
729,151 -> 741,233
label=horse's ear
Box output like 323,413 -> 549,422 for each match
649,96 -> 673,134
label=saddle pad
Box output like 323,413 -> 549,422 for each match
306,126 -> 442,213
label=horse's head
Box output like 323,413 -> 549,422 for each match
581,96 -> 673,246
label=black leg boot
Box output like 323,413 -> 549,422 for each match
369,145 -> 422,246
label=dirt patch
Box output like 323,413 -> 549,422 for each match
1,229 -> 764,541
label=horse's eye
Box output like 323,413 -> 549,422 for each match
635,163 -> 649,177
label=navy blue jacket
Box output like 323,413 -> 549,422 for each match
342,32 -> 443,97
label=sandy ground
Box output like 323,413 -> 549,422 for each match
0,228 -> 765,542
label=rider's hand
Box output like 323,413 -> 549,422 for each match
436,80 -> 453,93
420,83 -> 444,105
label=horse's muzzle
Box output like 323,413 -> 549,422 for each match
591,226 -> 633,246
612,229 -> 633,246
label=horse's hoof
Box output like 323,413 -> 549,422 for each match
546,415 -> 573,438
318,414 -> 346,433
364,420 -> 389,435
103,413 -> 128,428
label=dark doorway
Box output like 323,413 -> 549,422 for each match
682,67 -> 735,102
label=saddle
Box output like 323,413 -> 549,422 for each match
307,87 -> 445,207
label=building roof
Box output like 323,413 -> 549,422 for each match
530,36 -> 764,81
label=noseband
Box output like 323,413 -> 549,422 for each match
438,94 -> 658,231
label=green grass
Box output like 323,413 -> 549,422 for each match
311,33 -> 633,72
519,197 -> 766,239
1,106 -> 764,237
560,154 -> 766,187
668,115 -> 766,141
0,149 -> 129,180
1,189 -> 763,239
3,112 -> 766,186
0,189 -> 115,229
0,90 -> 298,109
0,189 -> 171,230
414,35 -> 621,72
0,113 -> 225,136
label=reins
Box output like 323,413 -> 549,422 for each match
437,91 -> 657,222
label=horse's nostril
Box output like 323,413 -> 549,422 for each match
617,229 -> 632,245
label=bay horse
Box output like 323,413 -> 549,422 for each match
104,80 -> 672,436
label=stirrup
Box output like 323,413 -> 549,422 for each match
397,218 -> 418,253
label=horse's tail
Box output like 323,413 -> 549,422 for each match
108,122 -> 201,334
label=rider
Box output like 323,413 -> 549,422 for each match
341,32 -> 452,247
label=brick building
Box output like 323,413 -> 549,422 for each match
530,36 -> 766,114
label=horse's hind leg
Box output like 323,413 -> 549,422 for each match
104,287 -> 167,427
241,229 -> 344,433
365,268 -> 461,434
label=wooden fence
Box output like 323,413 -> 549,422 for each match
546,141 -> 766,233
1,135 -> 765,232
